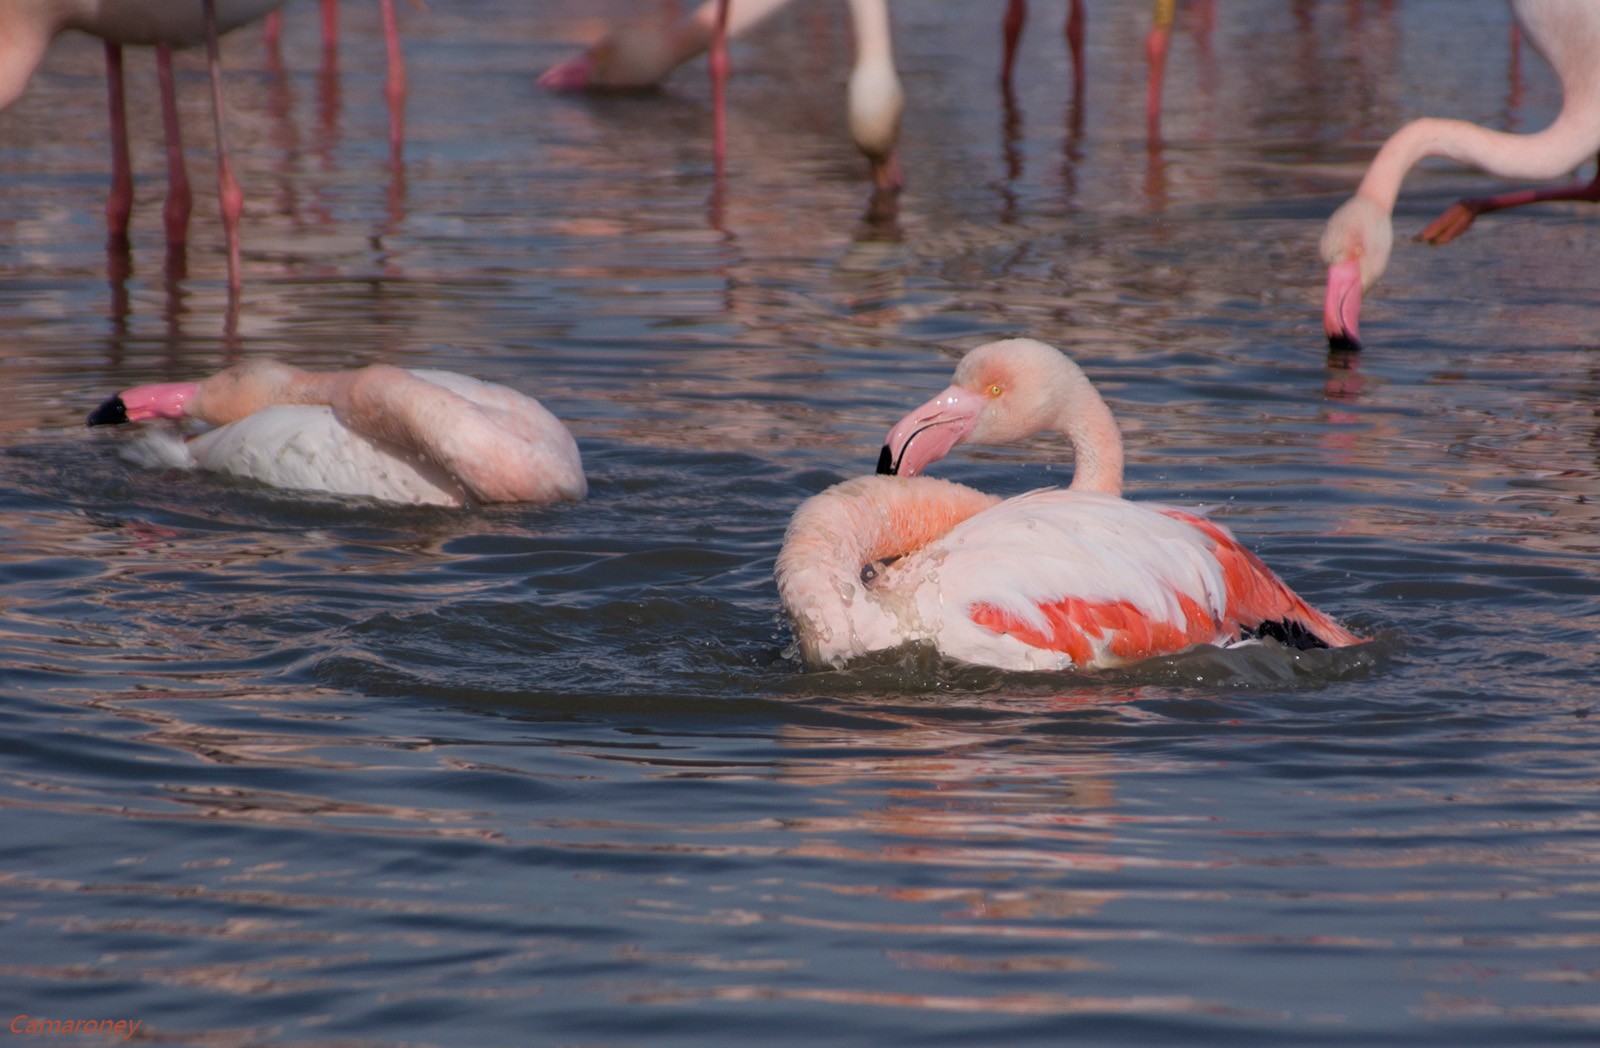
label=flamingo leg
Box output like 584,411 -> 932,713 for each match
321,0 -> 340,55
103,42 -> 133,244
1001,0 -> 1025,88
381,0 -> 406,165
1065,0 -> 1085,97
202,0 -> 244,293
156,45 -> 193,248
1419,157 -> 1600,245
1146,0 -> 1175,132
709,0 -> 730,169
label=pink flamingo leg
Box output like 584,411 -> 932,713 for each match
1419,156 -> 1600,245
709,0 -> 730,169
1065,0 -> 1085,97
156,45 -> 193,247
202,0 -> 244,292
381,0 -> 406,164
1146,0 -> 1175,133
1001,0 -> 1025,88
321,0 -> 340,54
103,42 -> 133,243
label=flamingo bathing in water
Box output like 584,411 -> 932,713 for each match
777,339 -> 1362,671
1321,0 -> 1600,350
87,361 -> 587,507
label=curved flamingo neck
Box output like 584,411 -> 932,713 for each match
776,476 -> 999,665
1354,2 -> 1600,214
1051,360 -> 1125,497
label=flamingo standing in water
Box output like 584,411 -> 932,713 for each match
87,361 -> 587,507
1321,0 -> 1600,350
0,0 -> 292,291
540,0 -> 903,201
776,339 -> 1362,671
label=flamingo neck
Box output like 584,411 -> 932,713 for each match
777,476 -> 999,665
845,0 -> 903,168
1052,363 -> 1125,497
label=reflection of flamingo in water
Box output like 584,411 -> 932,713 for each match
0,0 -> 290,291
540,0 -> 903,202
777,339 -> 1362,671
87,361 -> 586,507
1321,0 -> 1600,350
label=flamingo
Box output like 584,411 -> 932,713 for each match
86,361 -> 587,507
1321,0 -> 1600,350
1,1 -> 294,291
540,0 -> 902,199
776,339 -> 1362,671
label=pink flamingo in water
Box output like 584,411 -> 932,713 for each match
87,361 -> 586,507
777,339 -> 1362,671
1321,0 -> 1600,350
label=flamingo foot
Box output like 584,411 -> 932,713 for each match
1417,201 -> 1480,246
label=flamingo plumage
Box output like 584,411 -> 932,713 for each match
87,361 -> 586,507
1321,0 -> 1600,350
776,339 -> 1361,671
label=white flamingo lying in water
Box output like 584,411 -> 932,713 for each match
1321,0 -> 1600,350
777,339 -> 1362,671
87,361 -> 586,507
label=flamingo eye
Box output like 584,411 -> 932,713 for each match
987,383 -> 1004,397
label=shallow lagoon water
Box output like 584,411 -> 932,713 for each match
1,1 -> 1598,1044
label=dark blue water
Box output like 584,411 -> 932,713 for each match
1,1 -> 1598,1044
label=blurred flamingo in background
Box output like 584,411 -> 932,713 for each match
1320,0 -> 1600,350
0,0 -> 289,291
777,339 -> 1363,671
87,360 -> 587,507
540,0 -> 901,209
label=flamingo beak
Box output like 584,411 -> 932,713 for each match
538,53 -> 594,92
87,381 -> 197,426
878,385 -> 985,477
1324,257 -> 1364,352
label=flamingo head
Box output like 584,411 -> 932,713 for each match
87,381 -> 198,426
878,338 -> 1072,477
1319,194 -> 1393,352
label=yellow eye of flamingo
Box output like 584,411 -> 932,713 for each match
988,383 -> 1004,397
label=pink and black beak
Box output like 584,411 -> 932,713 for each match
1324,257 -> 1364,352
877,386 -> 985,476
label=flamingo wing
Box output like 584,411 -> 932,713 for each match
887,490 -> 1353,670
185,405 -> 468,505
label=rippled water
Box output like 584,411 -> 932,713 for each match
2,1 -> 1598,1044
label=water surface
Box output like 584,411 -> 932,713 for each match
1,1 -> 1598,1044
